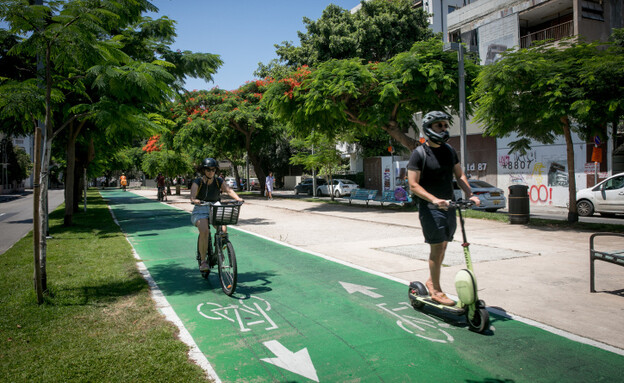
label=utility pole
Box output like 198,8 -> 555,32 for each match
443,42 -> 477,174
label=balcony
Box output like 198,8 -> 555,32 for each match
520,20 -> 574,48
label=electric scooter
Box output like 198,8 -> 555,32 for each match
408,200 -> 490,333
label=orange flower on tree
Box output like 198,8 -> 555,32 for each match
142,135 -> 163,152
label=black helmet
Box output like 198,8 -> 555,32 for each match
201,158 -> 218,169
422,111 -> 452,145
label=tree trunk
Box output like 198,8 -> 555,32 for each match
382,120 -> 419,151
562,116 -> 578,223
248,152 -> 266,194
32,127 -> 43,304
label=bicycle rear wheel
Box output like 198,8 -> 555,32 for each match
216,239 -> 237,295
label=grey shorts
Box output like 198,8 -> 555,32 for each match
418,204 -> 457,244
191,205 -> 211,226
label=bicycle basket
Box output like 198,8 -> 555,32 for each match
210,204 -> 241,225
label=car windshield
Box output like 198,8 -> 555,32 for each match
469,180 -> 495,188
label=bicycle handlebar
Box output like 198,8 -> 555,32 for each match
199,200 -> 244,207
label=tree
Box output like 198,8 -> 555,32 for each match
141,148 -> 193,181
0,0 -> 221,301
172,80 -> 282,193
264,39 -> 480,152
470,38 -> 624,222
275,0 -> 434,67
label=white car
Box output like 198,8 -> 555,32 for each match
224,177 -> 239,190
454,180 -> 506,212
316,179 -> 359,197
576,172 -> 624,217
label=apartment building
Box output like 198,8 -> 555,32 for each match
445,0 -> 623,207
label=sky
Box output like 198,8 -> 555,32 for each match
148,0 -> 360,91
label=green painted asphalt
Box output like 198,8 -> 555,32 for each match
103,190 -> 623,382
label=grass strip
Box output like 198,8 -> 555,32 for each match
0,190 -> 210,382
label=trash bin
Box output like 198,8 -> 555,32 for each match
508,184 -> 529,224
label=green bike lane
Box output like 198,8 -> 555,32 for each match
102,190 -> 623,382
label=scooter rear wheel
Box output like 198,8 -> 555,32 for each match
467,300 -> 490,333
408,281 -> 428,309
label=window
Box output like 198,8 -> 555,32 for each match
581,0 -> 604,21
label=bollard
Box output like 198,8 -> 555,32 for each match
508,184 -> 529,224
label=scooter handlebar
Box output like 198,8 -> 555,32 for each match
427,199 -> 473,210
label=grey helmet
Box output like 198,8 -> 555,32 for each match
422,111 -> 452,145
201,157 -> 218,169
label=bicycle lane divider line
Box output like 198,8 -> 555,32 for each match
101,190 -> 222,383
102,190 -> 624,382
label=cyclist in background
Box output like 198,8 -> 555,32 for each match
190,158 -> 243,272
120,173 -> 128,191
156,173 -> 166,201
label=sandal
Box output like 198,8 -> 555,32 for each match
431,292 -> 456,306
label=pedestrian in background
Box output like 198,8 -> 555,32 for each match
265,171 -> 275,200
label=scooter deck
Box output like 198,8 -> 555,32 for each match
409,291 -> 466,315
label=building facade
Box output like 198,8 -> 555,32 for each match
445,0 -> 623,207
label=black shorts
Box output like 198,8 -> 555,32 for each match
419,204 -> 457,244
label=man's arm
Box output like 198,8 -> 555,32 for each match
453,164 -> 480,206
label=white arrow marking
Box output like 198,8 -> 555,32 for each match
261,340 -> 319,382
339,281 -> 383,298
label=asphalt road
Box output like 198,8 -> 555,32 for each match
0,189 -> 64,255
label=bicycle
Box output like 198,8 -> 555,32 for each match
157,186 -> 166,201
196,200 -> 243,296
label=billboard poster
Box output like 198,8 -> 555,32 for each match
478,15 -> 519,65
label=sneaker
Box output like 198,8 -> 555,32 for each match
199,261 -> 210,272
431,292 -> 456,306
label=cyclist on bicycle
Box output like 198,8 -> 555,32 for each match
190,158 -> 243,272
156,173 -> 166,201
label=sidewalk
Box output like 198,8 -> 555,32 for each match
129,187 -> 624,352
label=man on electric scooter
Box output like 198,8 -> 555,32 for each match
190,158 -> 243,272
407,111 -> 480,306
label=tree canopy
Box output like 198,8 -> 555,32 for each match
275,0 -> 434,67
264,39 -> 480,152
471,37 -> 624,221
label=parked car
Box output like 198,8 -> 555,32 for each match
224,177 -> 238,190
576,172 -> 624,217
316,179 -> 359,197
294,178 -> 327,196
453,180 -> 506,212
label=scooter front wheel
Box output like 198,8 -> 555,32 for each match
467,300 -> 490,333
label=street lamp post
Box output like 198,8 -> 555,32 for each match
443,42 -> 477,174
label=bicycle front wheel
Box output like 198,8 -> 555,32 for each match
216,239 -> 237,296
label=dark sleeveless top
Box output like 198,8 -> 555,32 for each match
193,177 -> 222,202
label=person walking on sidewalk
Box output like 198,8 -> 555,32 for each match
190,158 -> 243,272
407,111 -> 480,306
265,171 -> 275,200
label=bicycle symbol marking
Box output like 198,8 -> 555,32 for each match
377,302 -> 455,344
197,295 -> 278,333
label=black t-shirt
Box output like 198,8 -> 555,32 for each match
193,177 -> 222,202
407,143 -> 459,201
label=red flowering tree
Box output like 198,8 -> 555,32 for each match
264,39 -> 480,152
142,135 -> 163,152
171,79 -> 280,191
